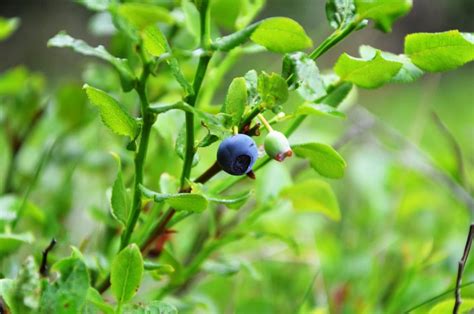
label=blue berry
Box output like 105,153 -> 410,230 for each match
217,134 -> 258,175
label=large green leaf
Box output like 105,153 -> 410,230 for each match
355,0 -> 412,32
250,17 -> 313,53
404,30 -> 474,72
334,50 -> 402,88
110,153 -> 129,226
115,3 -> 174,29
141,186 -> 208,212
326,0 -> 356,29
83,84 -> 138,139
292,143 -> 346,179
280,179 -> 341,221
0,17 -> 20,41
0,233 -> 34,256
111,244 -> 144,306
429,299 -> 474,314
48,32 -> 136,91
222,77 -> 248,126
39,257 -> 90,314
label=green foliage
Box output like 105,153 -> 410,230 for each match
141,185 -> 208,212
326,0 -> 356,29
405,30 -> 474,72
280,179 -> 340,220
429,299 -> 474,313
115,3 -> 174,29
110,153 -> 129,226
0,233 -> 34,256
122,301 -> 178,314
257,72 -> 289,110
111,244 -> 144,307
355,0 -> 412,32
222,77 -> 248,126
0,17 -> 20,41
292,143 -> 347,178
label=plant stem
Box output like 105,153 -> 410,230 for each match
454,223 -> 474,313
257,113 -> 273,132
119,64 -> 154,250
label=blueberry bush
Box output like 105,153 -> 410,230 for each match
0,0 -> 473,313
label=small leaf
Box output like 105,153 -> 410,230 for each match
355,0 -> 412,32
122,301 -> 178,314
0,233 -> 34,256
222,77 -> 248,126
83,84 -> 138,139
111,244 -> 144,305
292,143 -> 346,178
86,287 -> 114,314
142,25 -> 169,57
116,3 -> 174,29
404,30 -> 474,72
429,299 -> 474,314
143,261 -> 175,274
110,153 -> 128,226
0,17 -> 20,41
206,190 -> 253,210
257,72 -> 289,109
359,45 -> 423,83
285,52 -> 327,101
250,17 -> 313,53
182,0 -> 201,46
280,179 -> 341,221
296,103 -> 346,118
39,257 -> 90,313
334,50 -> 402,88
140,186 -> 208,213
326,0 -> 356,29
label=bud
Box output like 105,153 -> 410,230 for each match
264,130 -> 292,161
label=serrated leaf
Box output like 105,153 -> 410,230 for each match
116,3 -> 174,29
48,32 -> 136,91
0,17 -> 20,41
359,44 -> 423,83
285,52 -> 327,101
281,179 -> 341,220
0,233 -> 34,256
404,30 -> 474,72
355,0 -> 412,32
250,17 -> 313,53
257,72 -> 289,109
83,84 -> 138,138
39,257 -> 90,314
111,244 -> 144,305
326,0 -> 356,29
222,77 -> 248,126
122,301 -> 178,314
429,299 -> 474,314
141,186 -> 208,212
292,143 -> 346,178
142,25 -> 169,57
334,50 -> 402,88
110,153 -> 128,226
296,103 -> 346,118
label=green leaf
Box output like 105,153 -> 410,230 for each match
326,0 -> 356,29
404,30 -> 474,72
110,153 -> 128,226
257,72 -> 289,109
222,77 -> 248,126
48,32 -> 136,91
334,50 -> 402,88
0,17 -> 20,41
355,0 -> 412,32
236,0 -> 266,29
115,3 -> 174,29
359,45 -> 423,83
285,52 -> 327,101
296,103 -> 346,118
111,244 -> 144,306
0,233 -> 34,256
76,0 -> 110,11
7,257 -> 41,313
83,84 -> 138,139
122,301 -> 178,314
182,0 -> 201,46
322,82 -> 353,107
175,125 -> 200,166
159,173 -> 179,194
142,25 -> 169,57
39,257 -> 90,314
85,288 -> 114,314
143,261 -> 175,274
429,299 -> 474,314
141,186 -> 208,212
292,143 -> 346,179
206,190 -> 253,210
250,17 -> 313,53
280,179 -> 341,220
211,22 -> 260,51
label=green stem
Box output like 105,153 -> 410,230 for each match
309,22 -> 358,60
120,64 -> 154,250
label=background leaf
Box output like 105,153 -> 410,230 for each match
110,153 -> 128,226
355,0 -> 412,32
116,3 -> 174,30
0,17 -> 20,42
280,179 -> 341,221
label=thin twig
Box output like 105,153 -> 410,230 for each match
39,238 -> 57,277
453,223 -> 474,313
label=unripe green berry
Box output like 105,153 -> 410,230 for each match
264,130 -> 292,161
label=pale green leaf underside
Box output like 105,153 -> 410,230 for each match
292,142 -> 346,178
280,179 -> 341,221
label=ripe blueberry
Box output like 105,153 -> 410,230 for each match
217,134 -> 258,175
264,130 -> 292,161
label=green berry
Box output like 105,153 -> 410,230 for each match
264,130 -> 292,161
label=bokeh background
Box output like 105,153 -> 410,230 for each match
1,0 -> 473,313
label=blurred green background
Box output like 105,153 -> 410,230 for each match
1,0 -> 473,313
